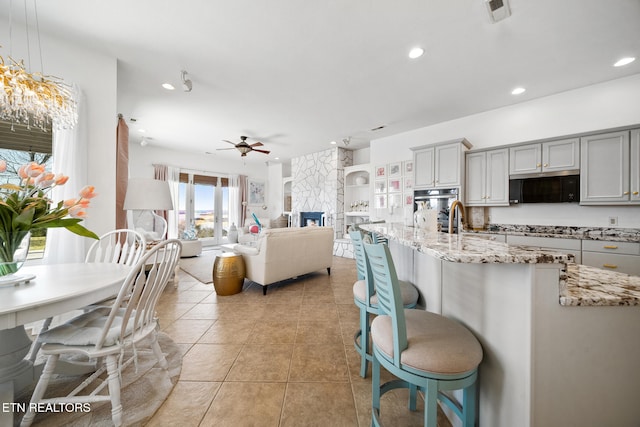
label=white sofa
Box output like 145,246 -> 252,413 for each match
233,226 -> 334,294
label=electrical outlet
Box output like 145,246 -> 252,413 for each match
608,216 -> 618,226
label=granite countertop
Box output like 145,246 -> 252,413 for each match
464,224 -> 640,243
359,222 -> 640,307
359,223 -> 572,264
560,263 -> 640,306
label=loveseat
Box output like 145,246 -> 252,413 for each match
233,226 -> 334,294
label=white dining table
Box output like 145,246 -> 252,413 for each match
0,262 -> 131,426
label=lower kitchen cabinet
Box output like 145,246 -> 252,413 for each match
582,240 -> 640,276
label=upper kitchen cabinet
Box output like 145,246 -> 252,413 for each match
466,148 -> 509,206
580,129 -> 639,205
509,138 -> 579,176
412,138 -> 472,188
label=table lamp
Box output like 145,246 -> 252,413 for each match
123,178 -> 174,241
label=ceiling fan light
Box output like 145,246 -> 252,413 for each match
162,83 -> 175,90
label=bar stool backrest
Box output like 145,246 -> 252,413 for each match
363,242 -> 408,367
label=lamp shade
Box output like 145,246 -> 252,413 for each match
123,178 -> 174,210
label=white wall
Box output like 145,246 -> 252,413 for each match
20,31 -> 119,238
371,74 -> 640,228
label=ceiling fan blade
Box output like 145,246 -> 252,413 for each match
252,149 -> 271,154
250,142 -> 264,147
222,140 -> 237,146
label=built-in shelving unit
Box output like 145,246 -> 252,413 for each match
343,164 -> 371,236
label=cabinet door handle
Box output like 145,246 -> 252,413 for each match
543,163 -> 548,167
623,191 -> 630,195
603,245 -> 618,249
603,264 -> 618,269
633,191 -> 639,195
536,163 -> 541,167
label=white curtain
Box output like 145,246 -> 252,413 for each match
167,166 -> 180,238
44,85 -> 88,264
229,174 -> 241,229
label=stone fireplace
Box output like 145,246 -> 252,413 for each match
291,147 -> 353,239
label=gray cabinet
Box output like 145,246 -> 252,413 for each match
466,148 -> 509,206
580,130 -> 639,204
509,138 -> 579,176
412,139 -> 471,189
582,240 -> 640,276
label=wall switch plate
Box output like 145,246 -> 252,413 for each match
608,216 -> 618,226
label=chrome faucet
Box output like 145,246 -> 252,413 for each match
448,200 -> 465,234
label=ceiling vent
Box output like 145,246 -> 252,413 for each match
485,0 -> 511,23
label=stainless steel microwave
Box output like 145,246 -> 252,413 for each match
509,175 -> 579,204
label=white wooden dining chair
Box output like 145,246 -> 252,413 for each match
20,239 -> 181,427
27,229 -> 146,363
85,229 -> 147,266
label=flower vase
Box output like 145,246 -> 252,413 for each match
228,223 -> 238,243
0,231 -> 31,277
413,202 -> 438,231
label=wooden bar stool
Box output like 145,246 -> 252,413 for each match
363,242 -> 483,427
349,230 -> 418,378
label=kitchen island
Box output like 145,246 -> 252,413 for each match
360,223 -> 640,427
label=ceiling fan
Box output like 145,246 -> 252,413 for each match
218,135 -> 270,157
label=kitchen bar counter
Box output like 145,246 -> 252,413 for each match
361,223 -> 640,307
359,222 -> 640,426
360,222 -> 572,264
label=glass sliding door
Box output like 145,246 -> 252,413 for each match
178,172 -> 230,246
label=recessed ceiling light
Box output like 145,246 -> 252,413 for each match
614,57 -> 636,67
162,83 -> 175,90
274,157 -> 280,160
511,87 -> 526,95
330,141 -> 337,145
138,129 -> 146,133
408,47 -> 425,59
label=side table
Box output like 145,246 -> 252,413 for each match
212,252 -> 246,295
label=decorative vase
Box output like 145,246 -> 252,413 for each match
0,231 -> 31,277
228,223 -> 238,243
413,202 -> 438,231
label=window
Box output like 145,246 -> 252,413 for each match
0,120 -> 53,258
178,172 -> 230,245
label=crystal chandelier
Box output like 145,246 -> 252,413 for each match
0,0 -> 77,130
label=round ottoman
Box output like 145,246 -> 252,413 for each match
212,253 -> 246,296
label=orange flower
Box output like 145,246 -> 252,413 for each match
18,165 -> 28,179
35,172 -> 56,187
79,185 -> 97,199
63,199 -> 78,208
77,198 -> 91,208
68,206 -> 87,218
0,160 -> 6,173
26,162 -> 46,178
54,174 -> 69,185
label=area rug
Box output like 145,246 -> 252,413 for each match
179,249 -> 222,284
13,332 -> 182,426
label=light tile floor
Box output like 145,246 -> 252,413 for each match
147,254 -> 452,427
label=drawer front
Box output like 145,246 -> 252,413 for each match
582,240 -> 640,255
582,252 -> 640,276
506,235 -> 582,251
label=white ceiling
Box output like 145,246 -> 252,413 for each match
2,0 -> 639,164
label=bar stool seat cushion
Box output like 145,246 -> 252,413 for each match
371,309 -> 483,375
353,279 -> 419,306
